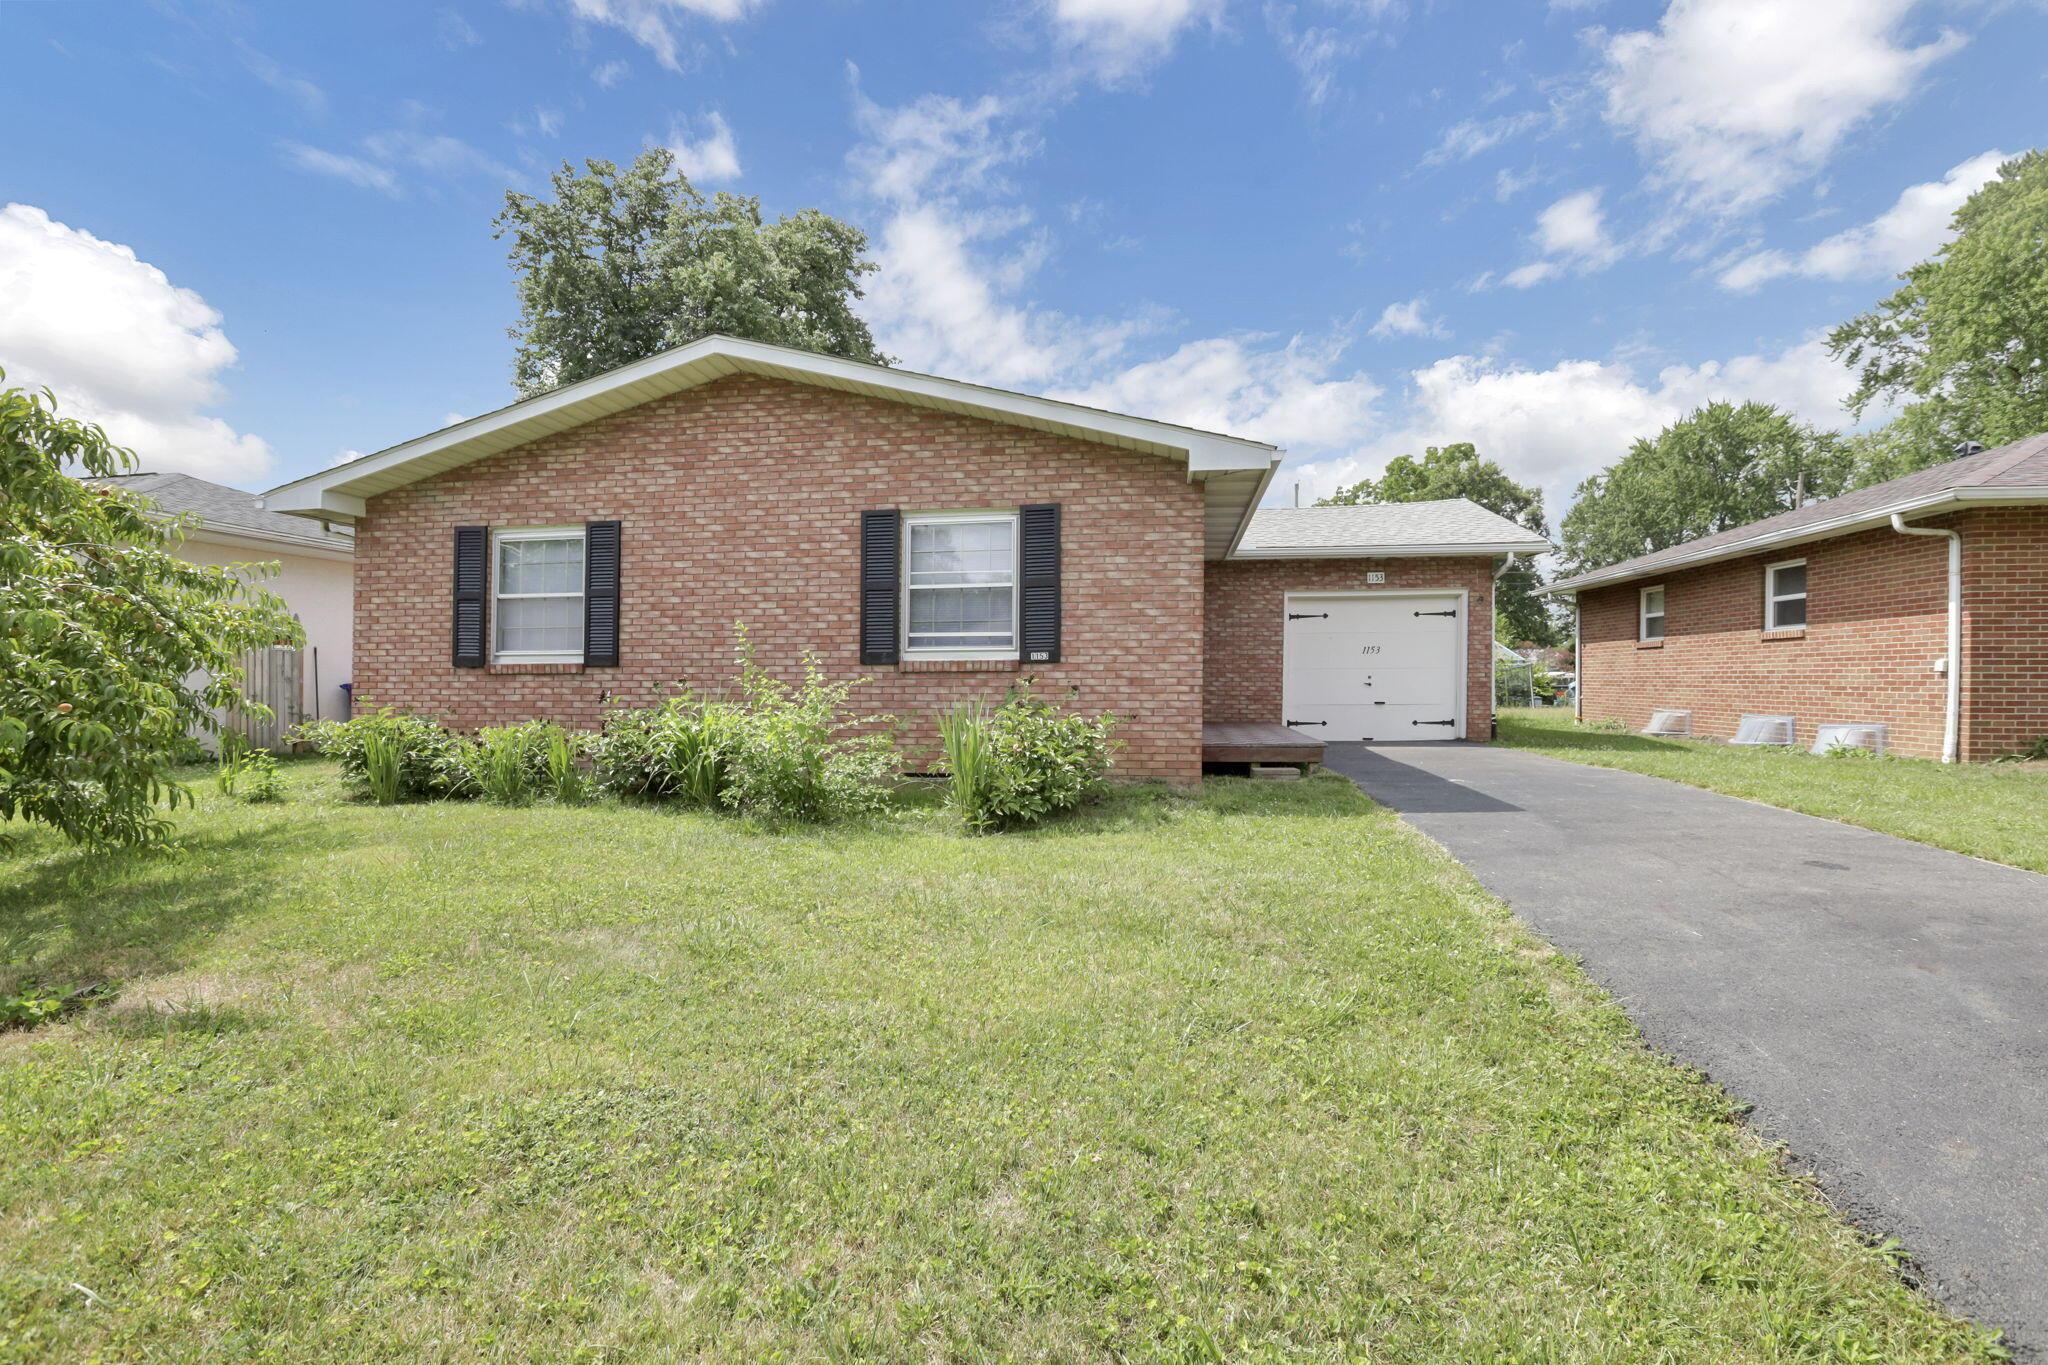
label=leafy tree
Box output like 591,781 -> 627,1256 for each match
496,148 -> 886,396
1322,443 -> 1557,645
0,375 -> 302,847
1559,402 -> 1851,574
1831,150 -> 2048,472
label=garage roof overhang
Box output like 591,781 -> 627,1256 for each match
259,334 -> 1282,561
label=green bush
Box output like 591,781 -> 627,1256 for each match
214,745 -> 285,803
720,633 -> 898,823
590,694 -> 740,806
937,685 -> 1115,833
461,720 -> 586,805
292,709 -> 477,802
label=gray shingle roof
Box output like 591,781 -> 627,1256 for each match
1233,499 -> 1552,557
1545,433 -> 2048,594
91,472 -> 356,553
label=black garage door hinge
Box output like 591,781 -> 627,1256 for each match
1411,719 -> 1457,727
1284,719 -> 1329,727
1287,612 -> 1329,620
1413,609 -> 1457,618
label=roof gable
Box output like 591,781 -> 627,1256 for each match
259,334 -> 1280,559
1544,433 -> 2048,595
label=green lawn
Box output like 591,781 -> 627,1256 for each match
0,765 -> 2003,1361
1498,707 -> 2048,874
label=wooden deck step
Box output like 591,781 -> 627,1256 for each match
1202,723 -> 1326,767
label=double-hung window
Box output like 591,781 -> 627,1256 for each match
493,527 -> 585,663
1766,559 -> 1807,630
1639,585 -> 1666,641
904,512 -> 1017,657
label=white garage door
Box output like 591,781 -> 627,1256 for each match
1282,593 -> 1465,742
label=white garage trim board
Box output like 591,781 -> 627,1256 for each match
1281,590 -> 1469,742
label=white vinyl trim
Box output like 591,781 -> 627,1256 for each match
492,526 -> 585,665
1639,584 -> 1666,641
901,511 -> 1020,660
1764,558 -> 1807,630
1281,589 -> 1470,741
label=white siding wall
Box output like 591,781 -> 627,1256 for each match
178,535 -> 355,723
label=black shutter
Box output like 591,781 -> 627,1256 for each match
453,525 -> 488,668
1019,503 -> 1061,664
859,510 -> 901,665
583,519 -> 621,667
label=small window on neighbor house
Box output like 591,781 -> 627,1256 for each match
1766,559 -> 1808,630
493,528 -> 585,663
904,512 -> 1018,656
1640,585 -> 1666,641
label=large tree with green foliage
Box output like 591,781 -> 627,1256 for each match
1559,402 -> 1851,574
495,148 -> 886,397
0,376 -> 302,847
1830,150 -> 2048,473
1321,443 -> 1556,645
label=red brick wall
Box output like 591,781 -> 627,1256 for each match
1962,506 -> 2048,757
1575,507 -> 2048,760
1203,557 -> 1499,741
352,374 -> 1207,782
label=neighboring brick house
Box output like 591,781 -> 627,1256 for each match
261,336 -> 1547,781
1544,436 -> 2048,762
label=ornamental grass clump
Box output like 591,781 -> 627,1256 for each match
590,695 -> 740,807
293,709 -> 476,802
937,684 -> 1115,833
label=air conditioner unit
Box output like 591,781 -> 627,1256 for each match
1811,723 -> 1887,756
1732,714 -> 1797,746
1642,709 -> 1692,737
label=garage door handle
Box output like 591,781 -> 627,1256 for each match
1373,701 -> 1386,706
1413,609 -> 1457,618
1411,719 -> 1456,727
1287,612 -> 1329,621
1284,719 -> 1329,727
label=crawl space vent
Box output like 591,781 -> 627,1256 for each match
1732,714 -> 1797,746
1812,723 -> 1887,756
1642,709 -> 1692,737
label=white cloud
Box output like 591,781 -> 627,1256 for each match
1266,3 -> 1375,108
1369,298 -> 1443,339
1599,0 -> 1965,214
284,123 -> 517,196
281,143 -> 400,195
1717,148 -> 2008,290
1285,334 -> 1857,514
437,8 -> 482,49
592,59 -> 631,89
329,448 -> 365,468
1424,109 -> 1547,165
559,0 -> 767,71
0,204 -> 271,483
1535,187 -> 1610,258
1501,261 -> 1559,290
665,111 -> 742,182
1045,0 -> 1225,82
1056,334 -> 1382,449
236,41 -> 326,117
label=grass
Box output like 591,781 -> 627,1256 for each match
1498,707 -> 2048,874
0,764 -> 2006,1361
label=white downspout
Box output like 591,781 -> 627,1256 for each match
1492,552 -> 1517,727
1571,593 -> 1582,722
1890,514 -> 1962,763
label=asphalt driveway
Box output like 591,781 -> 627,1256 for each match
1325,741 -> 2048,1355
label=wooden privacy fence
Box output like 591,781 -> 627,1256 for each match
224,645 -> 305,752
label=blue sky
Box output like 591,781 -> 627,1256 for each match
3,0 -> 2042,522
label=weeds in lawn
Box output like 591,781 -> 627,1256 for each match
214,746 -> 284,802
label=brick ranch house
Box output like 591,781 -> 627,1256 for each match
1544,434 -> 2048,762
260,336 -> 1548,783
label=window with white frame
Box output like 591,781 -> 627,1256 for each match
1639,585 -> 1666,641
1766,559 -> 1807,630
904,512 -> 1018,656
493,527 -> 585,662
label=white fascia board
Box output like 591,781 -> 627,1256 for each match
1538,485 -> 2048,596
259,335 -> 1276,519
1230,539 -> 1552,560
1222,457 -> 1284,559
180,526 -> 355,563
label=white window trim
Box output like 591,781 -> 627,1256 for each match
492,526 -> 586,665
902,510 -> 1020,661
1765,558 -> 1808,631
1639,584 -> 1666,641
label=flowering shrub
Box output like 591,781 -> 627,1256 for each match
937,685 -> 1115,833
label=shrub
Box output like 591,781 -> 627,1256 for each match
462,720 -> 585,805
215,745 -> 285,803
937,685 -> 1116,833
590,695 -> 740,806
720,636 -> 898,824
292,709 -> 476,802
